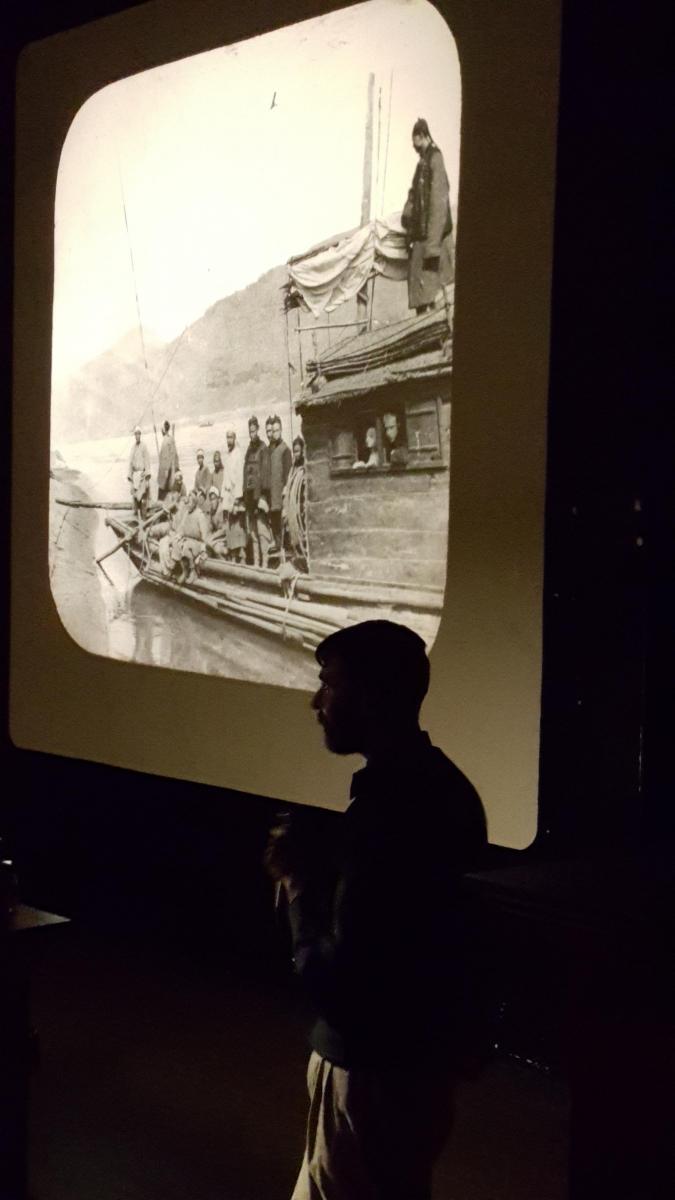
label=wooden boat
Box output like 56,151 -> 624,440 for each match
104,297 -> 451,654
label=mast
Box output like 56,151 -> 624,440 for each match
357,72 -> 375,333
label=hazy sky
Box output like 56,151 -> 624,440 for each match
52,0 -> 461,387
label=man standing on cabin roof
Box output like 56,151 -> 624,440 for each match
268,416 -> 292,555
157,419 -> 180,501
265,620 -> 489,1200
127,425 -> 151,523
194,449 -> 212,502
401,117 -> 454,315
243,416 -> 271,567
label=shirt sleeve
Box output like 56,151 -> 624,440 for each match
286,843 -> 402,1022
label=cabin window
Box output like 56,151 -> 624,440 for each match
330,398 -> 443,474
404,398 -> 443,466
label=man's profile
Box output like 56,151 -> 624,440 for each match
265,620 -> 488,1200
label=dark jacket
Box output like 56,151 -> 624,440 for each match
269,440 -> 292,511
244,437 -> 271,503
402,144 -> 453,256
288,732 -> 488,1070
157,433 -> 179,491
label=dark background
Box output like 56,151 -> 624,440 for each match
2,0 -> 669,901
1,2 -> 672,1194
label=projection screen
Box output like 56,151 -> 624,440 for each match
10,0 -> 560,847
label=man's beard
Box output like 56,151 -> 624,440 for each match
321,721 -> 359,756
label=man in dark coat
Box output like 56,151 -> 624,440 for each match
401,117 -> 454,314
268,416 -> 292,553
157,420 -> 179,500
265,621 -> 488,1200
243,416 -> 271,566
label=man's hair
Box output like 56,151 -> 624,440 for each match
292,435 -> 304,451
266,414 -> 275,427
412,117 -> 432,139
248,416 -> 259,428
316,620 -> 430,716
162,420 -> 170,434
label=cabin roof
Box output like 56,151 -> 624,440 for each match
296,346 -> 452,409
306,308 -> 450,381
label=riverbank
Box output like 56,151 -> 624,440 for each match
49,469 -> 109,657
48,466 -> 318,690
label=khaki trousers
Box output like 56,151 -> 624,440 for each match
291,1051 -> 454,1200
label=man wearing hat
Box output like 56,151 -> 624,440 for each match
127,425 -> 151,523
268,415 -> 292,555
157,419 -> 180,501
243,416 -> 271,566
401,117 -> 454,314
194,449 -> 212,504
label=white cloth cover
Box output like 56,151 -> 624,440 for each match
288,215 -> 409,317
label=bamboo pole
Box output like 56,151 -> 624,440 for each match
357,73 -> 375,334
55,499 -> 134,510
96,509 -> 164,565
186,576 -> 343,637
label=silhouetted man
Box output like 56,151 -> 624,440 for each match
265,620 -> 487,1200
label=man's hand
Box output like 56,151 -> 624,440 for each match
263,820 -> 306,900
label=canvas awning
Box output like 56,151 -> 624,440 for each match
286,214 -> 408,317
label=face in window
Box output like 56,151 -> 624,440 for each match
365,427 -> 377,451
383,413 -> 399,445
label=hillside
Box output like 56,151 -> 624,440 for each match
52,261 -> 411,444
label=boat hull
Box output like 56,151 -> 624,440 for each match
104,515 -> 443,653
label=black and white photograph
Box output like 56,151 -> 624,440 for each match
49,0 -> 461,689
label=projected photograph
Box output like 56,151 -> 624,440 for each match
49,0 -> 461,690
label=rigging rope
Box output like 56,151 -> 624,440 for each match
284,466 -> 308,564
381,70 -> 394,216
117,156 -> 148,374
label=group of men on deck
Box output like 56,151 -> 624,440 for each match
127,415 -> 305,585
